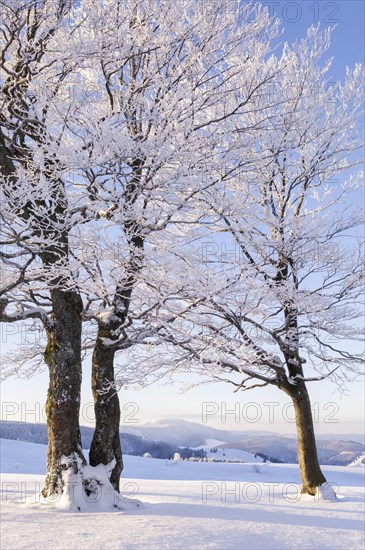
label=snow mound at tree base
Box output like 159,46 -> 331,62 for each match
315,482 -> 338,502
32,456 -> 142,512
300,482 -> 339,502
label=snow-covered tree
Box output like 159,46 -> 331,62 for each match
69,0 -> 279,491
122,27 -> 364,497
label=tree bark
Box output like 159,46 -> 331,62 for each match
278,291 -> 327,495
89,330 -> 123,492
42,288 -> 86,498
289,383 -> 327,495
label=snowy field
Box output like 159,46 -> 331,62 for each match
1,439 -> 364,550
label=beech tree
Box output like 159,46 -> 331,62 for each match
68,0 -> 279,491
122,27 -> 364,497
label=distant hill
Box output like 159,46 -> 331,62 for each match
122,419 -> 364,466
311,433 -> 365,445
216,436 -> 365,466
0,421 -> 187,460
1,419 -> 363,466
121,418 -> 273,447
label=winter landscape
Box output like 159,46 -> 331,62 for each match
1,425 -> 365,550
0,0 -> 364,549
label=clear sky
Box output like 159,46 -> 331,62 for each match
1,0 -> 364,435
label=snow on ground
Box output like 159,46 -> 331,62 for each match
1,439 -> 364,550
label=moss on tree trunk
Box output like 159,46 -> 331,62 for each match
41,288 -> 86,498
89,330 -> 123,492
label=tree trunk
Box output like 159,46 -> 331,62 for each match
89,330 -> 123,492
290,384 -> 326,495
42,288 -> 86,498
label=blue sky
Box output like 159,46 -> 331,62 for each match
267,0 -> 364,70
1,0 -> 364,434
